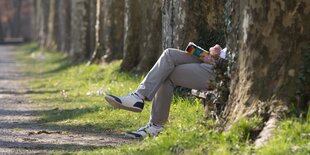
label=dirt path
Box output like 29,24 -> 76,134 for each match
0,46 -> 131,154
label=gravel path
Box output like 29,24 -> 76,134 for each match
0,45 -> 130,154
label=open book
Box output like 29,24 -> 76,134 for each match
185,42 -> 208,60
185,42 -> 227,60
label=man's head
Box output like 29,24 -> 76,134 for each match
209,44 -> 222,57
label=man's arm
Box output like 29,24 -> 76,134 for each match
200,47 -> 227,65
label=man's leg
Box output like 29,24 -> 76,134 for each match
136,48 -> 201,101
105,48 -> 201,113
150,63 -> 214,126
125,62 -> 214,138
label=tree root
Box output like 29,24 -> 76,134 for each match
254,116 -> 278,148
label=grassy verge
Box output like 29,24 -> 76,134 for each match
18,43 -> 309,154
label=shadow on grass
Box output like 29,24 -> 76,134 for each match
41,57 -> 85,75
37,105 -> 136,131
0,103 -> 136,133
0,89 -> 62,95
38,106 -> 101,123
17,43 -> 40,55
39,59 -> 75,76
19,44 -> 81,76
0,139 -> 115,152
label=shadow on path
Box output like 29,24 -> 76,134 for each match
0,45 -> 135,154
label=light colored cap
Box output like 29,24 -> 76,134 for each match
220,48 -> 227,59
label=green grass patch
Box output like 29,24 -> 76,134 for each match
257,119 -> 310,155
17,43 -> 309,154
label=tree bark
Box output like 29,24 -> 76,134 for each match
100,0 -> 125,62
162,0 -> 225,50
97,0 -> 106,59
69,0 -> 89,60
88,0 -> 103,64
32,0 -> 39,41
1,0 -> 32,41
121,0 -> 163,72
120,0 -> 142,71
0,23 -> 3,42
46,0 -> 58,50
57,0 -> 71,53
87,0 -> 97,57
11,0 -> 22,38
223,0 -> 310,146
38,0 -> 50,47
135,0 -> 162,72
19,0 -> 33,41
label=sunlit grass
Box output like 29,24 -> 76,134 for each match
257,119 -> 310,155
17,43 -> 309,154
18,43 -> 148,129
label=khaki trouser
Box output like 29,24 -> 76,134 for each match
137,48 -> 214,126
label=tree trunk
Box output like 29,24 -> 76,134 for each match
88,0 -> 104,64
38,0 -> 50,47
0,23 -> 3,42
223,0 -> 310,147
135,0 -> 162,72
162,0 -> 225,50
69,0 -> 89,60
97,0 -> 106,59
11,0 -> 22,38
57,0 -> 71,53
32,0 -> 39,41
99,0 -> 125,62
120,0 -> 142,71
87,0 -> 97,57
19,0 -> 33,41
46,0 -> 58,50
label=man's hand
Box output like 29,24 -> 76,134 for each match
200,53 -> 216,65
209,44 -> 222,59
200,44 -> 222,65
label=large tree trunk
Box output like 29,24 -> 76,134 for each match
37,0 -> 50,47
120,0 -> 141,71
87,0 -> 97,58
32,0 -> 39,41
101,0 -> 125,62
19,0 -> 33,41
88,0 -> 104,64
162,0 -> 227,113
162,0 -> 225,50
70,0 -> 96,60
11,0 -> 22,38
0,23 -> 3,42
121,0 -> 162,72
69,0 -> 89,60
57,0 -> 71,53
135,0 -> 162,72
46,0 -> 58,50
223,0 -> 310,147
97,0 -> 106,60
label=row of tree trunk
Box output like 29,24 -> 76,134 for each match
32,0 -> 225,72
0,0 -> 32,42
32,0 -> 309,147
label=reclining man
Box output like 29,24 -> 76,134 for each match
105,44 -> 226,138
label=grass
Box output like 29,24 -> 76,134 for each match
17,43 -> 309,154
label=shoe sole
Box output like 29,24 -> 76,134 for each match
104,95 -> 142,113
125,132 -> 144,139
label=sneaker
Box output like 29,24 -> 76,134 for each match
104,93 -> 144,112
126,123 -> 163,138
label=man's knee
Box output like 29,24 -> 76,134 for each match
163,48 -> 172,55
163,48 -> 178,57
